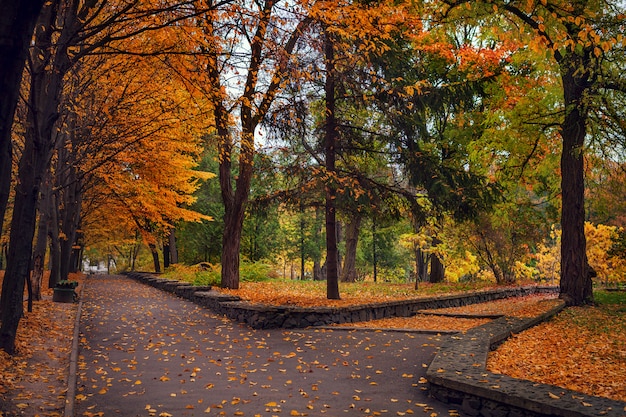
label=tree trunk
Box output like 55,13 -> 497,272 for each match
558,52 -> 593,306
163,243 -> 171,268
324,30 -> 340,299
341,214 -> 362,282
31,170 -> 54,299
0,0 -> 69,353
48,191 -> 61,288
0,83 -> 54,354
372,219 -> 378,283
0,0 -> 46,241
430,237 -> 445,283
149,243 -> 161,273
168,227 -> 178,264
58,169 -> 83,281
430,254 -> 445,283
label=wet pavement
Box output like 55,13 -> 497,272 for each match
74,275 -> 456,417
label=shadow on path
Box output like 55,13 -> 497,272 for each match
75,275 -> 454,417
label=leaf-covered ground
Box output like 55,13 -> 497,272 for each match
215,280 -> 511,308
332,294 -> 561,331
0,273 -> 82,417
488,291 -> 626,403
2,276 -> 625,414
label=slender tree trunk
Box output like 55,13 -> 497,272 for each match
163,243 -> 171,268
324,30 -> 340,299
341,214 -> 362,282
149,243 -> 160,273
0,0 -> 46,240
48,191 -> 61,287
32,170 -> 55,298
58,175 -> 83,280
313,207 -> 324,281
0,0 -> 69,353
168,227 -> 178,264
372,219 -> 378,283
0,86 -> 55,354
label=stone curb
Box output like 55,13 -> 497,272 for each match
426,303 -> 626,417
122,271 -> 559,330
64,279 -> 85,417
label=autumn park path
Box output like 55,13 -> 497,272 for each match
74,275 -> 452,417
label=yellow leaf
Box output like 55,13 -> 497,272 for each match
265,402 -> 278,407
548,392 -> 560,399
134,380 -> 142,385
98,388 -> 108,394
16,404 -> 29,409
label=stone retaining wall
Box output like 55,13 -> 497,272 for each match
426,305 -> 626,417
123,271 -> 557,329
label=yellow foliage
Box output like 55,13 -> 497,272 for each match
585,223 -> 626,284
443,250 -> 480,283
533,223 -> 626,284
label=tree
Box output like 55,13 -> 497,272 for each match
179,0 -> 313,289
0,0 -> 211,353
0,0 -> 46,239
441,0 -> 626,305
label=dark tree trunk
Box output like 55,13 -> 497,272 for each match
58,168 -> 83,281
341,214 -> 362,282
558,52 -> 593,306
220,194 -> 247,289
0,0 -> 68,353
313,207 -> 324,281
300,203 -> 305,280
0,0 -> 46,240
216,103 -> 253,289
31,170 -> 55,299
149,243 -> 161,273
430,254 -> 445,283
372,218 -> 378,283
416,248 -> 429,285
324,30 -> 340,299
48,191 -> 61,288
163,243 -> 171,268
168,227 -> 178,264
430,238 -> 445,283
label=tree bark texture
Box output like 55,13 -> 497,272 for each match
0,0 -> 76,353
324,31 -> 340,299
558,52 -> 593,306
149,243 -> 161,273
168,227 -> 178,264
0,0 -> 46,240
47,191 -> 61,288
31,172 -> 54,300
341,214 -> 362,282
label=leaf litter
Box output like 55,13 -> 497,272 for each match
0,272 -> 82,417
2,274 -> 625,414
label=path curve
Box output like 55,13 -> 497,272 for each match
74,275 -> 455,417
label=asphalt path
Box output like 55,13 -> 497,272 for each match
74,275 -> 455,417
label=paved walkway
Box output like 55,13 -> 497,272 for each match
74,275 -> 454,417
